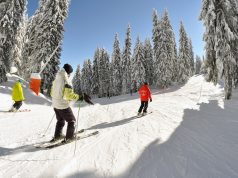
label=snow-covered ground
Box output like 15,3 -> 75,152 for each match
0,74 -> 238,178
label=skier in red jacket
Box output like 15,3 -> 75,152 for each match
138,82 -> 152,116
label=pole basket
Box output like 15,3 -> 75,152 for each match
30,73 -> 41,96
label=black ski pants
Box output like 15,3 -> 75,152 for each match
13,101 -> 23,110
53,107 -> 76,140
138,101 -> 148,113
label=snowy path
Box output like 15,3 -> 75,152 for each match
0,75 -> 238,178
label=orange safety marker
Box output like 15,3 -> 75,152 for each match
30,73 -> 41,96
29,45 -> 60,96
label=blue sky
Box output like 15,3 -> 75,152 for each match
27,0 -> 204,70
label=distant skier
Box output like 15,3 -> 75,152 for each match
137,82 -> 152,116
130,88 -> 133,96
51,63 -> 93,143
9,79 -> 25,112
107,87 -> 110,99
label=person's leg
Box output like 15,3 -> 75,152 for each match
13,101 -> 23,110
143,101 -> 149,113
138,101 -> 145,113
63,107 -> 76,140
53,108 -> 65,139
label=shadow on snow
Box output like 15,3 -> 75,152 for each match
66,99 -> 238,178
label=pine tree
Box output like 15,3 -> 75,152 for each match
121,24 -> 132,94
33,0 -> 70,95
0,0 -> 27,74
188,38 -> 195,76
200,0 -> 238,99
91,48 -> 100,96
108,61 -> 114,97
178,22 -> 191,83
172,36 -> 178,82
98,48 -> 110,98
195,55 -> 202,74
0,1 -> 9,82
81,59 -> 93,95
11,10 -> 28,76
156,10 -> 176,88
21,8 -> 43,79
111,33 -> 122,96
131,37 -> 145,90
143,38 -> 154,85
152,9 -> 160,86
72,65 -> 82,95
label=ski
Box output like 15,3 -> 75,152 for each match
0,109 -> 31,113
137,111 -> 153,118
35,129 -> 85,148
44,131 -> 99,149
17,109 -> 31,112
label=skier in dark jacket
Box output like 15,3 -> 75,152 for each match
51,63 -> 93,143
138,82 -> 152,116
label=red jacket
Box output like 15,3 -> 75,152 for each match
139,85 -> 152,101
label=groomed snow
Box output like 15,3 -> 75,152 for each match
0,74 -> 238,178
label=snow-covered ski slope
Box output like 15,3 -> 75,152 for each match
0,74 -> 238,178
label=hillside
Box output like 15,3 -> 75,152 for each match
0,74 -> 238,178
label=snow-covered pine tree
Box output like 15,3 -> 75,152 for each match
0,61 -> 7,83
111,33 -> 122,96
143,38 -> 154,85
121,24 -> 132,94
98,48 -> 110,98
11,10 -> 28,76
108,61 -> 114,97
21,6 -> 43,79
200,0 -> 238,99
156,10 -> 175,88
199,0 -> 219,85
152,9 -> 160,86
72,64 -> 82,95
233,38 -> 238,87
162,10 -> 178,83
91,48 -> 100,96
195,55 -> 202,74
200,56 -> 209,76
172,31 -> 178,82
0,1 -> 8,82
233,3 -> 238,88
178,22 -> 191,83
31,0 -> 70,95
131,37 -> 145,90
0,0 -> 27,73
81,59 -> 93,95
188,38 -> 195,76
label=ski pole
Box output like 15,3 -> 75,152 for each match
42,113 -> 55,137
74,102 -> 81,155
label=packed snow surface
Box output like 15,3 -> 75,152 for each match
0,74 -> 238,178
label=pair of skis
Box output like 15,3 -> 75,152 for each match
137,111 -> 153,118
36,111 -> 152,149
35,129 -> 99,149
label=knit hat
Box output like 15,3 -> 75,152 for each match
63,63 -> 73,74
19,79 -> 23,84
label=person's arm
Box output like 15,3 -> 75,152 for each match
63,84 -> 80,101
18,84 -> 25,100
147,87 -> 152,101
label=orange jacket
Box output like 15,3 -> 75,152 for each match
139,85 -> 152,101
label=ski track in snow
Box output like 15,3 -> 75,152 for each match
0,75 -> 238,178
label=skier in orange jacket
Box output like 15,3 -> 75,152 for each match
138,82 -> 152,116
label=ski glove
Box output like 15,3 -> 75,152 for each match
83,93 -> 94,105
150,99 -> 152,102
78,94 -> 84,101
